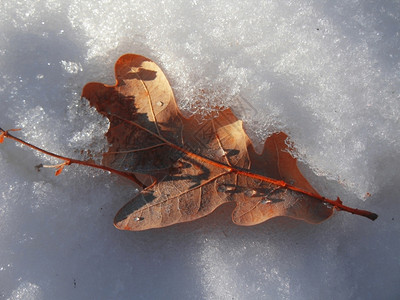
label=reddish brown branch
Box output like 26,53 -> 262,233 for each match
0,128 -> 146,188
1,127 -> 377,221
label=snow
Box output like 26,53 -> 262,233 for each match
0,0 -> 399,299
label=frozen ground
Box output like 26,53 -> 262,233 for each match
0,0 -> 399,299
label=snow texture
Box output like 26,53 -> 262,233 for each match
0,0 -> 399,299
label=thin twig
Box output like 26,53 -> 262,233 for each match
0,128 -> 147,188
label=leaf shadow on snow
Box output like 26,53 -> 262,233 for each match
0,10 -> 93,300
0,14 -> 87,131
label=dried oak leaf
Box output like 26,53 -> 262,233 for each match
81,54 -> 336,231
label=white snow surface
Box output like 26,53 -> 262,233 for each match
1,0 -> 399,299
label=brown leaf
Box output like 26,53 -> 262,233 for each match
0,54 -> 377,231
82,54 -> 335,231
